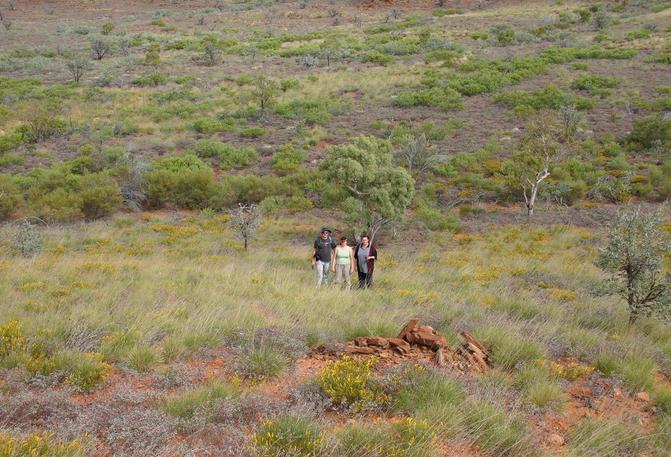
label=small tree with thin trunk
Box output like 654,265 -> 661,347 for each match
508,111 -> 568,216
599,206 -> 671,323
66,55 -> 90,83
230,203 -> 262,251
320,36 -> 342,67
254,76 -> 278,118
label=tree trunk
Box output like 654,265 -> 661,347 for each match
527,183 -> 539,216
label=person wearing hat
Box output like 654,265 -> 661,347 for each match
312,227 -> 336,287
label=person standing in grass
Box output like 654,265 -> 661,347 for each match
312,227 -> 336,287
332,236 -> 354,290
355,234 -> 377,289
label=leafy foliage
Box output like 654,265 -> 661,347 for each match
321,136 -> 414,241
599,206 -> 671,322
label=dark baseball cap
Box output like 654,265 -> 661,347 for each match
320,227 -> 331,233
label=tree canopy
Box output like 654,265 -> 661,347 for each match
322,136 -> 414,241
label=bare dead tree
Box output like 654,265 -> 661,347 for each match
91,38 -> 111,60
66,55 -> 90,83
394,133 -> 443,181
559,103 -> 583,142
230,203 -> 262,251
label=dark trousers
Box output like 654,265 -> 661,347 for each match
358,271 -> 373,289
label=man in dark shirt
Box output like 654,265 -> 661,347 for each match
313,227 -> 336,287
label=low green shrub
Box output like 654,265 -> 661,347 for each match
145,155 -> 216,209
0,175 -> 23,221
652,48 -> 671,64
271,143 -> 307,175
458,399 -> 537,456
126,345 -> 157,372
274,98 -> 344,125
433,7 -> 464,17
193,117 -> 233,134
165,382 -> 240,419
566,418 -> 647,457
131,73 -> 166,86
649,161 -> 671,200
475,326 -> 546,370
280,78 -> 301,91
627,114 -> 671,150
227,175 -> 296,203
491,24 -> 517,45
539,46 -> 637,64
64,352 -> 110,390
194,140 -> 258,169
416,204 -> 460,231
254,416 -> 324,457
391,365 -> 464,414
337,418 -> 437,457
393,87 -> 464,111
259,195 -> 313,215
360,50 -> 394,65
626,28 -> 651,40
617,356 -> 656,392
16,115 -> 67,143
0,132 -> 24,153
653,387 -> 671,417
239,126 -> 266,138
495,85 -> 568,110
570,75 -> 619,95
78,174 -> 122,220
236,345 -> 288,381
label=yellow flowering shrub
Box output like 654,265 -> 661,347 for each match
78,261 -> 118,273
0,432 -> 87,457
540,359 -> 594,381
547,288 -> 578,302
316,356 -> 388,410
0,320 -> 27,357
472,265 -> 504,285
253,416 -> 324,457
17,280 -> 47,293
151,223 -> 199,238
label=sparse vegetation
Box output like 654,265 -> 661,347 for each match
1,1 -> 671,455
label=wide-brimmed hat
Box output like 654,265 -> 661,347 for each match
320,227 -> 331,234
